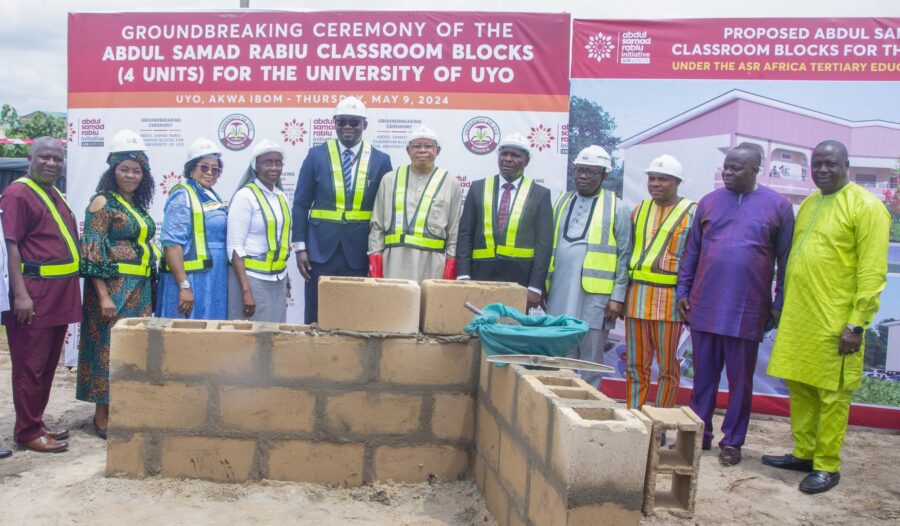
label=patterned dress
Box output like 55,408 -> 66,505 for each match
76,192 -> 156,404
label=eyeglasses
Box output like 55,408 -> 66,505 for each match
335,118 -> 363,128
575,166 -> 606,177
197,164 -> 222,176
259,160 -> 284,168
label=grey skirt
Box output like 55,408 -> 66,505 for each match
227,269 -> 288,323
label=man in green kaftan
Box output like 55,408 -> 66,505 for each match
763,140 -> 890,494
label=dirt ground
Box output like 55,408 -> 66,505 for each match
0,352 -> 897,525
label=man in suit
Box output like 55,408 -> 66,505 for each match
292,97 -> 393,323
456,132 -> 553,311
545,145 -> 632,387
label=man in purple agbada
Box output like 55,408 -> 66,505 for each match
676,143 -> 794,466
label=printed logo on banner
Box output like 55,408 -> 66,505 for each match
159,171 -> 182,197
558,124 -> 569,155
218,113 -> 255,151
79,118 -> 105,147
66,121 -> 76,143
585,32 -> 616,62
462,116 -> 500,155
281,118 -> 308,146
620,31 -> 651,64
527,124 -> 555,153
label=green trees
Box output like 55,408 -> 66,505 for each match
568,96 -> 622,194
0,104 -> 67,157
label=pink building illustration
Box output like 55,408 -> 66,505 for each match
621,90 -> 900,206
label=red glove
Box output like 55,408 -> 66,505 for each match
442,257 -> 457,280
368,253 -> 383,278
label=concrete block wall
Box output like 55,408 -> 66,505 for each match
107,318 -> 479,485
420,279 -> 527,335
640,406 -> 703,518
475,353 -> 652,526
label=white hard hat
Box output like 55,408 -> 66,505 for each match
574,145 -> 612,170
249,139 -> 284,168
408,125 -> 439,145
645,154 -> 683,180
334,96 -> 367,119
108,129 -> 146,153
498,132 -> 531,157
186,137 -> 222,162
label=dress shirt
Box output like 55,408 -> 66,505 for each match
227,181 -> 289,281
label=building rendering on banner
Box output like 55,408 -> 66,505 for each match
621,90 -> 900,206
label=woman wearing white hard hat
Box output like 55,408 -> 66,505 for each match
77,129 -> 158,439
155,138 -> 228,320
226,139 -> 291,322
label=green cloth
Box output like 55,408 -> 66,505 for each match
787,379 -> 852,473
465,303 -> 589,359
768,183 -> 890,391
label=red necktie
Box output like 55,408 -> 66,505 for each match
497,182 -> 514,234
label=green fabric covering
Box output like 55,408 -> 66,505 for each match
464,303 -> 589,361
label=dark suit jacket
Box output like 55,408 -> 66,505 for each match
456,175 -> 553,291
291,141 -> 392,269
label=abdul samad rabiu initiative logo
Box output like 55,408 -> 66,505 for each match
585,32 -> 615,62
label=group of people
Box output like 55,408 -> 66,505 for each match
0,98 -> 889,498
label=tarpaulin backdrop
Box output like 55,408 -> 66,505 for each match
64,10 -> 571,363
570,17 -> 900,429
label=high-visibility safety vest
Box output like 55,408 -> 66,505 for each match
111,192 -> 161,278
628,197 -> 696,287
242,181 -> 291,274
13,177 -> 80,278
384,165 -> 449,251
547,190 -> 618,294
309,140 -> 374,222
159,183 -> 214,273
472,176 -> 535,260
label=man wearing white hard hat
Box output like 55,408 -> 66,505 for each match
368,126 -> 462,282
291,96 -> 392,323
227,139 -> 292,322
457,132 -> 553,310
0,137 -> 79,452
624,155 -> 695,415
546,145 -> 632,388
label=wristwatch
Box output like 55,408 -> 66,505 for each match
179,280 -> 191,290
846,324 -> 863,335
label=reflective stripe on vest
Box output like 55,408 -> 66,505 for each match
472,176 -> 535,260
243,181 -> 291,274
384,165 -> 449,251
309,140 -> 373,222
628,197 -> 695,287
13,177 -> 80,278
546,190 -> 618,294
160,183 -> 212,273
110,192 -> 159,278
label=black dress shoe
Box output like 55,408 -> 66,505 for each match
0,448 -> 11,459
719,445 -> 742,466
799,470 -> 840,494
762,453 -> 813,472
93,417 -> 108,440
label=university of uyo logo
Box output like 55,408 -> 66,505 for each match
585,32 -> 615,62
218,113 -> 255,151
462,116 -> 500,155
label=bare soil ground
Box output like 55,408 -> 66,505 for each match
0,352 -> 897,525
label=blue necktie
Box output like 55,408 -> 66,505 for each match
342,149 -> 354,196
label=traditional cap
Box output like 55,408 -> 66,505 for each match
407,125 -> 439,145
574,145 -> 612,170
644,154 -> 683,180
334,96 -> 367,118
498,132 -> 531,157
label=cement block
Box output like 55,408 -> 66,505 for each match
110,381 -> 208,429
420,279 -> 526,335
528,467 -> 567,526
568,503 -> 641,526
318,276 -> 420,334
218,387 -> 315,432
478,349 -> 490,393
484,464 -> 510,526
431,393 -> 475,440
476,401 -> 500,467
379,339 -> 476,385
498,431 -> 528,504
268,441 -> 364,485
162,322 -> 257,376
271,332 -> 367,382
373,445 -> 468,483
106,433 -> 145,476
474,451 -> 486,494
488,363 -> 519,426
160,436 -> 256,482
110,319 -> 149,372
516,375 -> 553,461
641,406 -> 702,517
325,392 -> 422,435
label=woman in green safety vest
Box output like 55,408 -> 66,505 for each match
77,129 -> 158,440
226,139 -> 292,322
155,137 -> 228,320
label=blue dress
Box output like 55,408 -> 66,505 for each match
155,179 -> 228,319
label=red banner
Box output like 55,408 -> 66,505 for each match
572,18 -> 900,80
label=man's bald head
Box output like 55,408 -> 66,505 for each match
734,142 -> 763,168
27,136 -> 65,186
813,140 -> 849,166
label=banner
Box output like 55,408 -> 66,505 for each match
570,17 -> 900,429
65,10 -> 571,364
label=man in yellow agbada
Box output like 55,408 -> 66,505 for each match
763,140 -> 890,494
